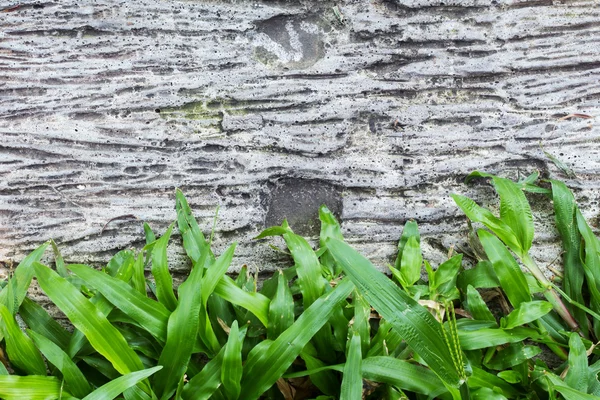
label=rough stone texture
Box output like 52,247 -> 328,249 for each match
1,0 -> 599,286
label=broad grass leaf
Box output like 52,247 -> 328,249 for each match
132,253 -> 147,296
361,356 -> 445,397
28,329 -> 92,398
433,254 -> 462,298
451,194 -> 522,255
327,239 -> 462,389
341,332 -> 362,400
150,224 -> 178,311
214,276 -> 270,326
33,262 -> 145,375
0,303 -> 46,375
152,251 -> 205,400
550,180 -> 588,335
83,366 -> 162,400
50,239 -> 69,278
176,189 -> 213,264
68,264 -> 170,343
490,176 -> 535,255
300,349 -> 339,396
283,232 -> 326,307
458,327 -> 539,350
500,301 -> 552,329
319,205 -> 344,276
457,261 -> 499,292
353,290 -> 371,355
576,209 -> 600,337
19,297 -> 71,350
394,220 -> 420,271
484,342 -> 541,370
470,387 -> 508,400
0,242 -> 48,315
267,271 -> 294,339
466,285 -> 496,322
469,366 -> 520,398
565,333 -> 588,392
546,373 -> 599,400
478,229 -> 531,307
0,376 -> 67,400
240,278 -> 355,400
400,236 -> 422,287
181,348 -> 224,400
201,243 -> 236,305
221,321 -> 244,400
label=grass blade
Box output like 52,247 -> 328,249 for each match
478,229 -> 531,307
19,297 -> 71,350
28,329 -> 92,398
458,327 -> 538,350
399,236 -> 422,287
0,303 -> 46,375
451,194 -> 521,255
394,220 -> 420,271
361,356 -> 445,397
150,224 -> 178,311
68,263 -> 170,343
341,331 -> 362,400
550,180 -> 588,335
500,301 -> 553,329
0,242 -> 48,314
83,366 -> 162,400
267,270 -> 294,339
319,205 -> 344,276
466,285 -> 496,322
214,276 -> 269,326
0,376 -> 65,400
565,333 -> 588,392
327,238 -> 462,389
33,262 -> 145,375
152,251 -> 204,400
221,321 -> 244,400
181,348 -> 225,400
240,278 -> 355,400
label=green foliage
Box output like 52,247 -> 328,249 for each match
1,175 -> 600,399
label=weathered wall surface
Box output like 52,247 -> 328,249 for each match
1,0 -> 599,281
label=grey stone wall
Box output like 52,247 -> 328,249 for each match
1,0 -> 599,283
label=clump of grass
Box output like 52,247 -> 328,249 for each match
0,172 -> 599,399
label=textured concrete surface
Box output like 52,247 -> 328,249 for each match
1,0 -> 599,285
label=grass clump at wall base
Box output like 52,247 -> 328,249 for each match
1,171 -> 600,400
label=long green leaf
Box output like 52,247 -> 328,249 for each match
400,236 -> 422,287
83,366 -> 162,400
0,303 -> 46,375
176,189 -> 214,264
267,271 -> 294,339
214,276 -> 269,326
394,220 -> 420,271
0,376 -> 66,400
466,285 -> 496,322
150,224 -> 177,311
283,231 -> 326,307
0,243 -> 48,314
550,180 -> 588,335
152,252 -> 204,400
361,356 -> 445,397
478,229 -> 531,307
19,297 -> 71,350
451,194 -> 521,255
327,239 -> 461,388
565,333 -> 588,392
221,321 -> 244,400
68,263 -> 170,343
181,348 -> 225,400
28,329 -> 92,398
33,262 -> 144,375
341,332 -> 362,400
458,327 -> 538,350
319,205 -> 344,276
240,278 -> 355,399
484,342 -> 541,370
500,301 -> 552,329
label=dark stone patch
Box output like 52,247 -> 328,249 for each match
265,178 -> 342,236
252,14 -> 327,70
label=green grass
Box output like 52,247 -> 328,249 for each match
1,173 -> 600,399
